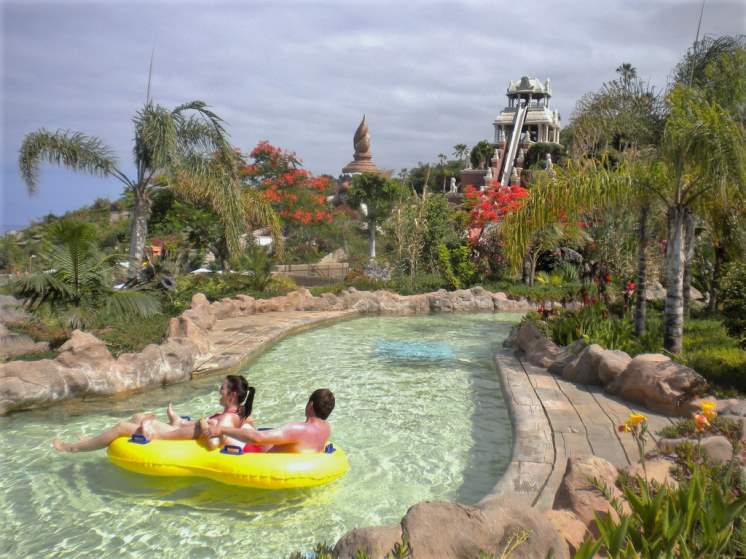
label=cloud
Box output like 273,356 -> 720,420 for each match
2,0 -> 744,230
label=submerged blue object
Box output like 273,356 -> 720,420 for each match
374,340 -> 455,361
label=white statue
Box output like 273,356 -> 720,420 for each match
449,177 -> 457,193
485,167 -> 493,180
546,153 -> 553,169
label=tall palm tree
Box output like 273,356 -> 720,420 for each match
19,100 -> 245,277
453,144 -> 468,162
615,63 -> 637,89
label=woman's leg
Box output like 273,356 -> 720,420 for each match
52,421 -> 140,453
144,420 -> 198,441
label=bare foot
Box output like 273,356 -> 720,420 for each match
137,419 -> 155,440
131,411 -> 157,424
166,402 -> 181,426
52,438 -> 75,453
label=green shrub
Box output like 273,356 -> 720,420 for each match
93,313 -> 171,356
575,465 -> 746,559
481,280 -> 585,303
545,303 -> 637,352
685,347 -> 746,394
721,262 -> 746,344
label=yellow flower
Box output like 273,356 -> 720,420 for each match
619,412 -> 647,433
694,413 -> 710,432
699,400 -> 717,421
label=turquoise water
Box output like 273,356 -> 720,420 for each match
0,313 -> 518,558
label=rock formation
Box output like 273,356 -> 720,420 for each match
342,115 -> 380,174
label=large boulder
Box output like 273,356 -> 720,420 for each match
333,524 -> 403,559
607,354 -> 707,415
55,330 -> 113,369
399,500 -> 568,559
0,295 -> 30,325
624,457 -> 678,487
700,436 -> 734,464
515,322 -> 545,353
561,344 -> 604,385
548,340 -> 588,375
0,322 -> 50,359
645,281 -> 666,301
597,349 -> 632,386
544,509 -> 589,555
553,456 -> 624,535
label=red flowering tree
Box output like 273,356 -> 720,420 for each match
463,180 -> 529,278
241,141 -> 333,226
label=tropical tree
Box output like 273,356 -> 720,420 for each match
470,140 -> 493,169
19,100 -> 246,277
452,143 -> 469,162
11,220 -> 160,328
615,63 -> 637,88
347,172 -> 407,258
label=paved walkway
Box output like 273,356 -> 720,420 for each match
487,348 -> 676,511
194,309 -> 359,374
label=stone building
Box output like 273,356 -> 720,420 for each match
461,76 -> 561,190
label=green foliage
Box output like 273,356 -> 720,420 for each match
348,173 -> 407,224
470,140 -> 493,169
436,243 -> 475,290
10,220 -> 160,328
93,312 -> 171,356
525,142 -> 567,169
721,262 -> 746,344
545,303 -> 636,351
229,244 -> 275,291
659,415 -> 743,447
481,280 -> 585,303
574,465 -> 746,559
167,272 -> 293,311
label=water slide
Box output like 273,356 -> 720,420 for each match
498,100 -> 528,186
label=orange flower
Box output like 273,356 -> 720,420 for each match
693,413 -> 710,432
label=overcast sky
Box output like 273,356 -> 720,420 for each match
2,0 -> 744,231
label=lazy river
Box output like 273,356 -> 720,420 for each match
0,313 -> 519,558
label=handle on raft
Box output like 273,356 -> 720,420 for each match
324,443 -> 335,454
220,445 -> 244,455
180,415 -> 192,421
128,434 -> 150,444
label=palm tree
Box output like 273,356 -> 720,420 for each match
453,144 -> 468,162
11,220 -> 160,328
615,63 -> 637,89
19,100 -> 246,278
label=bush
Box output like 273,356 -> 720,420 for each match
686,347 -> 746,395
481,280 -> 585,303
721,262 -> 746,344
93,313 -> 171,356
524,142 -> 567,168
545,303 -> 638,352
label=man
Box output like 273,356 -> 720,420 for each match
205,388 -> 335,453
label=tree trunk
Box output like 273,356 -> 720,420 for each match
663,205 -> 687,354
682,211 -> 696,318
708,242 -> 725,312
522,254 -> 532,285
128,188 -> 151,278
634,205 -> 649,336
368,219 -> 376,259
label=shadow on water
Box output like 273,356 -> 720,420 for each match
455,323 -> 515,505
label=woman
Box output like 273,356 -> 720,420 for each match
52,375 -> 255,452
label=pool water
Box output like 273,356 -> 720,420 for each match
0,313 -> 519,558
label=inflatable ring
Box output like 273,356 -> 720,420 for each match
107,436 -> 349,489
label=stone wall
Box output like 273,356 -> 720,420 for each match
0,287 -> 535,415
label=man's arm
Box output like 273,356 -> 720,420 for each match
211,422 -> 305,446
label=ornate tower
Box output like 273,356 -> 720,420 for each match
342,115 -> 380,174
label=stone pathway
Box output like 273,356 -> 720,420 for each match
488,348 -> 676,511
194,309 -> 359,374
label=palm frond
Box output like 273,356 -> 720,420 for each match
104,289 -> 161,319
19,129 -> 117,193
133,103 -> 179,175
171,100 -> 228,140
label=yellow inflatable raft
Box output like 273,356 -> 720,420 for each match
107,436 -> 349,489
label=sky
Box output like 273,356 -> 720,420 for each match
2,0 -> 744,232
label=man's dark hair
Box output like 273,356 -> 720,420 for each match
309,388 -> 335,420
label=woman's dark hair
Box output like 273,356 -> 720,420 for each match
225,375 -> 255,419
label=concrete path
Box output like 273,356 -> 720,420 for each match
194,309 -> 359,374
488,348 -> 676,511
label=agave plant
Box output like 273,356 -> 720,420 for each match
11,220 -> 160,329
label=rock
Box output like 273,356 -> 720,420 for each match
645,281 -> 666,301
548,340 -> 587,375
597,349 -> 632,386
400,500 -> 568,559
718,399 -> 746,417
232,294 -> 256,315
544,509 -> 589,555
0,295 -> 30,325
318,248 -> 347,265
607,354 -> 707,415
561,344 -> 604,385
363,259 -> 391,282
333,524 -> 403,559
0,323 -> 50,359
624,458 -> 678,487
182,303 -> 216,331
55,330 -> 113,369
700,436 -> 733,464
190,292 -> 210,309
690,286 -> 704,301
515,322 -> 545,353
553,456 -> 624,535
526,336 -> 563,368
